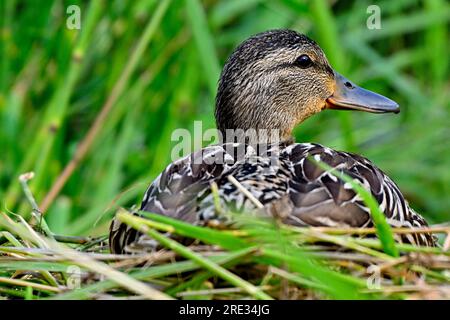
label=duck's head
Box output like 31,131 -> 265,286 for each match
215,29 -> 399,142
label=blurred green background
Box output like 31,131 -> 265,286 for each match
0,0 -> 448,237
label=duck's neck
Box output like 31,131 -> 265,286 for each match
217,126 -> 295,145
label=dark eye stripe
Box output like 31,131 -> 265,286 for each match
266,60 -> 332,75
324,64 -> 334,77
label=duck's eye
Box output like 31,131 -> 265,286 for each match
294,54 -> 313,68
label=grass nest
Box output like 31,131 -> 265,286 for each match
0,204 -> 449,300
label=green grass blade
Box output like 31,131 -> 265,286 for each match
118,210 -> 273,300
312,158 -> 399,257
185,0 -> 221,97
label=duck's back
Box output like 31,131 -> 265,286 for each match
110,142 -> 435,253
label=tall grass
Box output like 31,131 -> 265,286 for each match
0,0 -> 448,234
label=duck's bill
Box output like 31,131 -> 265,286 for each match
326,73 -> 400,114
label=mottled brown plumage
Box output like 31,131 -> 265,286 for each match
110,30 -> 435,253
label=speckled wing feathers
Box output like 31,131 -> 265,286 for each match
109,142 -> 435,253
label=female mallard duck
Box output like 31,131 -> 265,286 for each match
110,30 -> 435,253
